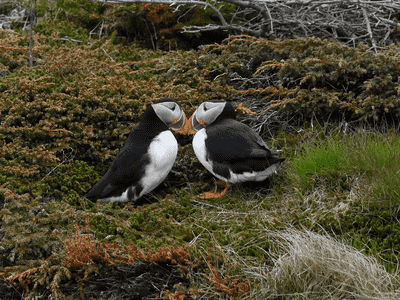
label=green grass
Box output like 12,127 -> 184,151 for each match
345,129 -> 400,204
290,132 -> 349,191
288,125 -> 400,204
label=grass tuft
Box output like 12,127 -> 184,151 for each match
254,228 -> 400,300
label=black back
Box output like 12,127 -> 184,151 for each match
85,98 -> 176,201
204,105 -> 285,178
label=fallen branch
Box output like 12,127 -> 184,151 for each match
361,5 -> 377,53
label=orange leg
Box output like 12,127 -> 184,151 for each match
200,180 -> 230,199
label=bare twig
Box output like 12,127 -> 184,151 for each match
103,48 -> 115,61
362,5 -> 377,53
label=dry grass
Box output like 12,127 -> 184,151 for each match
244,228 -> 400,300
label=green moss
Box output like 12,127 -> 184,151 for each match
37,160 -> 99,201
34,20 -> 89,43
90,214 -> 120,239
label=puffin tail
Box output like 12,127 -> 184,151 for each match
269,151 -> 285,166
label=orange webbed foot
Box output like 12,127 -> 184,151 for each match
199,181 -> 230,199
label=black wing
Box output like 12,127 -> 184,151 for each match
84,138 -> 150,201
205,119 -> 284,174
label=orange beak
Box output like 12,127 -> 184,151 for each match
187,114 -> 197,135
173,114 -> 191,135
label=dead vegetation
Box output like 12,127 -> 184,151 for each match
87,0 -> 400,50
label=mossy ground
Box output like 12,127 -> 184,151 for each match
1,28 -> 400,299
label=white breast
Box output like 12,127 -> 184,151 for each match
193,129 -> 224,180
193,130 -> 210,170
138,130 -> 178,197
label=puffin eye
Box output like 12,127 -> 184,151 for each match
162,102 -> 176,111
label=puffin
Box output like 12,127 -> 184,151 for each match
188,100 -> 285,199
84,97 -> 189,203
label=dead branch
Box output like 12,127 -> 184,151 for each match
362,5 -> 377,53
87,0 -> 400,47
29,0 -> 34,67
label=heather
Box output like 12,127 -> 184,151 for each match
1,29 -> 400,299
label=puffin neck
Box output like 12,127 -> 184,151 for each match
212,103 -> 236,124
135,105 -> 169,137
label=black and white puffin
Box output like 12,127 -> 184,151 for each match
84,97 -> 189,203
188,100 -> 285,199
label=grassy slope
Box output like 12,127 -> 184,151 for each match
0,30 -> 400,299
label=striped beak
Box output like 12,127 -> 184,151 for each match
187,114 -> 198,135
187,113 -> 207,135
172,113 -> 191,135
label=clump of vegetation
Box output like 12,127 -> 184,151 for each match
254,228 -> 400,300
195,35 -> 400,123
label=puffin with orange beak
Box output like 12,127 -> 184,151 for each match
85,97 -> 190,203
188,100 -> 285,199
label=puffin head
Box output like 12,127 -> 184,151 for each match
188,100 -> 235,134
152,98 -> 190,135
